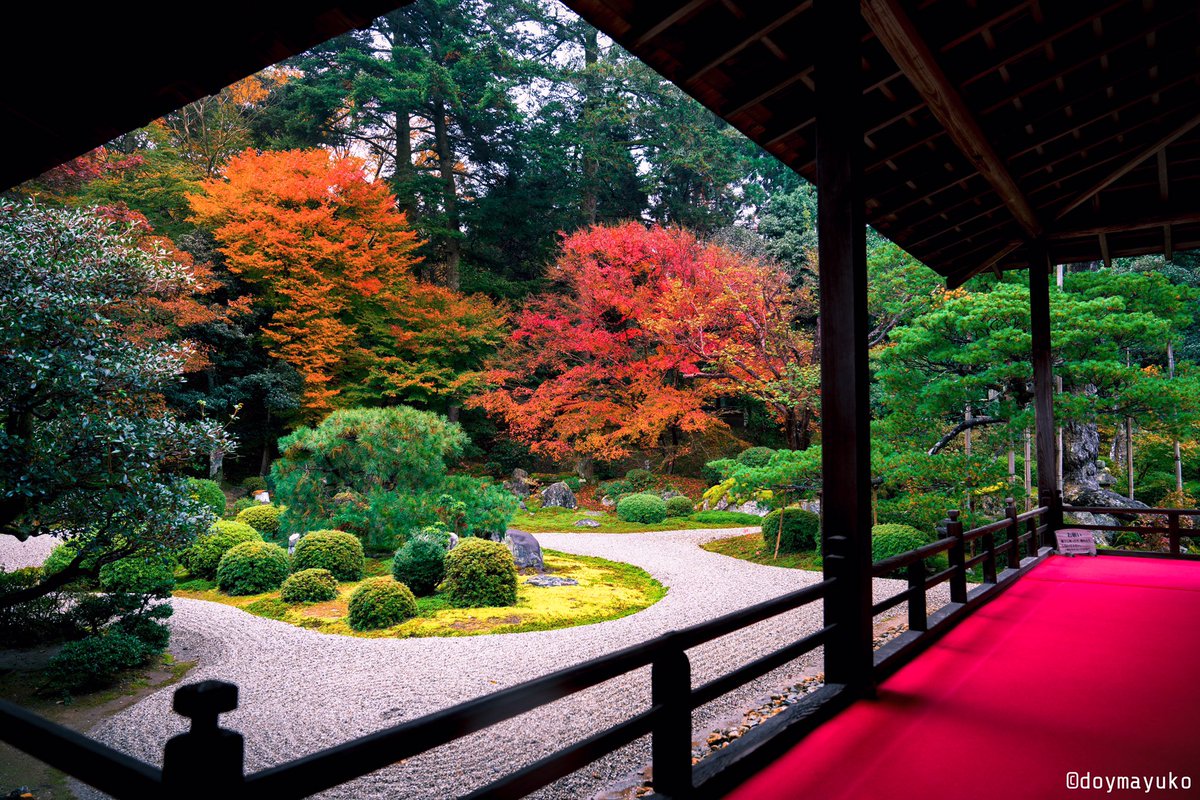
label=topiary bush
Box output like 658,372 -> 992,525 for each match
616,493 -> 668,524
280,568 -> 338,603
392,537 -> 447,596
348,578 -> 418,630
871,524 -> 944,573
291,529 -> 364,581
241,476 -> 268,495
45,630 -> 154,694
187,478 -> 227,517
236,504 -> 284,538
665,495 -> 694,517
736,446 -> 776,467
216,541 -> 290,595
444,538 -> 518,608
184,520 -> 261,579
760,508 -> 820,553
623,468 -> 655,492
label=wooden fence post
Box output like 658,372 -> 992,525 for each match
1005,497 -> 1020,570
651,639 -> 692,798
163,681 -> 243,798
943,511 -> 967,604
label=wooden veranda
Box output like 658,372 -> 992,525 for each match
2,1 -> 1199,798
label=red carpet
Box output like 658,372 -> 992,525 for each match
725,556 -> 1200,800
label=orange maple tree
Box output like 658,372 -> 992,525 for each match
189,148 -> 502,422
470,223 -> 814,471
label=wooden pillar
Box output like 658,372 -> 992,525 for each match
817,0 -> 874,692
1029,252 -> 1061,530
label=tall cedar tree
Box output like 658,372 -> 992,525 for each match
189,148 -> 503,423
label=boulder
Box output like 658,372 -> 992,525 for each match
525,575 -> 578,587
540,481 -> 577,510
734,500 -> 771,517
601,496 -> 615,508
573,518 -> 601,528
505,529 -> 544,571
254,490 -> 270,504
504,468 -> 532,499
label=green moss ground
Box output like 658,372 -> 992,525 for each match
175,549 -> 665,638
700,532 -> 823,570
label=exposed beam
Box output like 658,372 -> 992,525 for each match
1048,206 -> 1200,239
631,0 -> 712,49
1054,111 -> 1200,220
863,0 -> 1043,238
683,1 -> 811,87
946,241 -> 1023,289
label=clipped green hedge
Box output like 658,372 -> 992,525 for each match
348,578 -> 418,630
291,529 -> 364,582
444,538 -> 517,608
185,521 -> 262,579
392,537 -> 447,597
736,446 -> 776,467
665,495 -> 694,517
280,568 -> 338,603
187,478 -> 226,517
236,504 -> 283,538
689,510 -> 765,525
760,508 -> 820,554
45,630 -> 154,693
871,524 -> 945,573
216,541 -> 290,596
616,493 -> 668,524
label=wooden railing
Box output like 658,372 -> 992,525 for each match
0,579 -> 838,800
0,499 -> 1075,800
1063,505 -> 1200,558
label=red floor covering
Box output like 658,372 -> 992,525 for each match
726,556 -> 1200,800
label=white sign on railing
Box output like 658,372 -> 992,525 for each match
1055,529 -> 1097,556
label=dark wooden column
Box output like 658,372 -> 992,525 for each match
1028,251 -> 1061,531
817,0 -> 874,691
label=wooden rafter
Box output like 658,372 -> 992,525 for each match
946,241 -> 1024,289
1054,111 -> 1200,220
682,1 -> 811,86
863,0 -> 1043,238
631,0 -> 711,48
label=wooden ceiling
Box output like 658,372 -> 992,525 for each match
0,2 -> 410,193
560,0 -> 1200,285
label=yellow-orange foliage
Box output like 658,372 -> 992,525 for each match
189,149 -> 424,421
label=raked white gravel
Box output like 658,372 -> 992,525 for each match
5,529 -> 946,799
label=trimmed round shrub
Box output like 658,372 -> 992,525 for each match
236,504 -> 284,538
98,554 -> 176,596
280,568 -> 338,603
624,468 -> 655,491
291,529 -> 364,581
348,577 -> 417,630
760,508 -> 820,553
216,541 -> 290,595
616,493 -> 668,524
241,476 -> 268,494
185,521 -> 261,579
872,524 -> 943,572
665,495 -> 694,517
736,446 -> 776,467
444,538 -> 517,608
392,537 -> 447,596
187,477 -> 226,517
45,630 -> 153,693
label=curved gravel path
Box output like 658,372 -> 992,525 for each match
45,528 -> 945,799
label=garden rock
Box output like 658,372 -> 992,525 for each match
504,468 -> 532,499
525,575 -> 579,587
661,490 -> 682,500
601,496 -> 615,507
573,518 -> 601,528
735,500 -> 770,517
505,529 -> 544,571
254,491 -> 270,504
583,511 -> 604,517
540,481 -> 577,510
287,532 -> 300,556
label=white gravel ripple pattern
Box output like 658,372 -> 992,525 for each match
65,528 -> 947,799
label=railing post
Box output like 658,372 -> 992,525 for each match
906,561 -> 927,632
1005,497 -> 1020,569
163,681 -> 243,799
651,639 -> 692,798
943,510 -> 967,604
982,527 -> 998,584
1168,512 -> 1181,557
